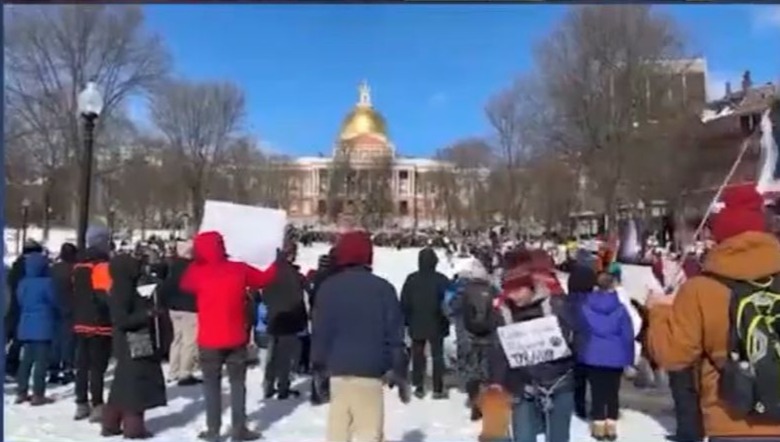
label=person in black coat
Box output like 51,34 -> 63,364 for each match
400,247 -> 451,399
101,254 -> 166,439
48,243 -> 79,385
262,242 -> 308,399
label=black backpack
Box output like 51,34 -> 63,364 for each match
462,283 -> 496,337
705,272 -> 780,420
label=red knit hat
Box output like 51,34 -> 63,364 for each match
333,230 -> 373,267
710,185 -> 766,243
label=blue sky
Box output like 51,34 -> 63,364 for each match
141,4 -> 780,158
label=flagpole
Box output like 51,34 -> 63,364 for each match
668,137 -> 753,291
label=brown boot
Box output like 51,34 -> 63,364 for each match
14,393 -> 30,404
590,420 -> 606,441
122,411 -> 153,439
29,395 -> 55,406
101,404 -> 123,437
604,419 -> 617,441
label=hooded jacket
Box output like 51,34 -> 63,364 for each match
647,231 -> 780,437
400,248 -> 451,340
576,290 -> 635,368
50,243 -> 78,322
16,253 -> 61,341
180,231 -> 277,349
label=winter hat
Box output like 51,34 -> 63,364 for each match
59,242 -> 78,263
333,230 -> 373,268
575,248 -> 597,270
501,264 -> 534,293
607,261 -> 622,283
567,264 -> 597,294
86,224 -> 111,254
22,239 -> 43,255
456,257 -> 489,281
710,185 -> 766,243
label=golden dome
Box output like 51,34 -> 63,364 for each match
338,81 -> 388,141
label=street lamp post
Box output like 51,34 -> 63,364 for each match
108,206 -> 117,240
76,82 -> 104,251
21,198 -> 31,246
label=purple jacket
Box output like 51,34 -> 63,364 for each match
576,290 -> 634,368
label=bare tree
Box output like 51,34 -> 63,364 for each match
5,5 -> 170,222
486,75 -> 545,226
535,5 -> 690,221
436,138 -> 495,226
326,147 -> 352,221
358,154 -> 395,229
150,79 -> 246,224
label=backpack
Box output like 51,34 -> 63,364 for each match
462,283 -> 496,336
705,272 -> 780,420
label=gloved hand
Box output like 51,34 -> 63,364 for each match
383,370 -> 411,404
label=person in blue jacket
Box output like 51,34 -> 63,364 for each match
576,272 -> 635,441
15,252 -> 61,405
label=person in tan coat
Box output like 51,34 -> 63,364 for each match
646,185 -> 780,441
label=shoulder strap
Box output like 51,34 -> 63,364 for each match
699,271 -> 771,367
498,304 -> 513,325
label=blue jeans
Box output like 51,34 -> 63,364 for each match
709,439 -> 780,442
17,341 -> 51,397
511,390 -> 574,442
49,321 -> 75,374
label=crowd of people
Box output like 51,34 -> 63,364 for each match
4,186 -> 780,442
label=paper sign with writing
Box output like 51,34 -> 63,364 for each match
497,316 -> 571,368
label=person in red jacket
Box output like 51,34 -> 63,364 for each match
180,231 -> 277,442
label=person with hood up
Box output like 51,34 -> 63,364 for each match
400,247 -> 451,399
180,231 -> 277,442
72,225 -> 114,422
6,239 -> 44,379
158,240 -> 200,386
48,242 -> 79,385
489,260 -> 576,442
576,272 -> 635,441
262,240 -> 308,400
646,185 -> 780,441
101,254 -> 166,439
565,261 -> 598,420
14,252 -> 61,405
311,230 -> 408,442
445,257 -> 499,421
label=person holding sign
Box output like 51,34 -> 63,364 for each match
180,231 -> 278,442
490,259 -> 576,442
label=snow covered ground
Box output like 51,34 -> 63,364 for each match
4,237 -> 675,441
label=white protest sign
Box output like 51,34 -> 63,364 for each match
497,315 -> 571,368
620,264 -> 664,304
199,200 -> 287,270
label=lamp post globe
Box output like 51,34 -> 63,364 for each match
78,81 -> 104,118
76,81 -> 104,251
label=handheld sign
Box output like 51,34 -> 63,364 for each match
199,200 -> 287,270
497,316 -> 571,368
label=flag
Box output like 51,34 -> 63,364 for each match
756,109 -> 780,194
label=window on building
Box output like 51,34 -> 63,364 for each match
399,170 -> 409,180
399,200 -> 409,216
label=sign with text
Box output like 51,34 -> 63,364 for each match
497,316 -> 571,368
199,200 -> 287,270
